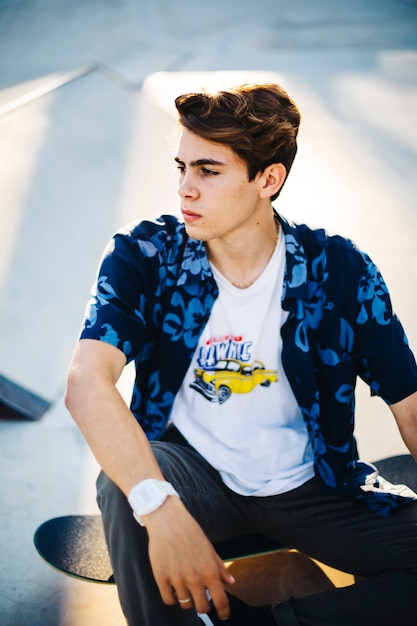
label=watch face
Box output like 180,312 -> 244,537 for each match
140,481 -> 163,501
129,480 -> 170,515
128,480 -> 179,525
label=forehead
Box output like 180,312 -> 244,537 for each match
176,128 -> 243,166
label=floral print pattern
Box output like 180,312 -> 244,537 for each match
80,214 -> 417,516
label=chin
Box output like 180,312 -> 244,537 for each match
184,224 -> 209,242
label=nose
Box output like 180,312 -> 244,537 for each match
178,171 -> 199,199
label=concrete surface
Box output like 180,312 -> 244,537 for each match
0,1 -> 416,624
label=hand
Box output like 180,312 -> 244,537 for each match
145,496 -> 235,620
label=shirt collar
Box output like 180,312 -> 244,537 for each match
178,214 -> 310,301
276,213 -> 310,302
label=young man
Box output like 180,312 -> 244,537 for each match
65,83 -> 417,626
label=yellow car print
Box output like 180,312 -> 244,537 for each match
190,358 -> 277,404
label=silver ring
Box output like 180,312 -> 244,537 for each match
178,596 -> 192,604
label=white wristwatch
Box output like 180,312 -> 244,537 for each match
128,479 -> 179,526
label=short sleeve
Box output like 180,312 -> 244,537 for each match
355,251 -> 417,404
80,231 -> 149,362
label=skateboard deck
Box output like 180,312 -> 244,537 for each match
34,455 -> 417,584
34,514 -> 115,583
34,514 -> 285,583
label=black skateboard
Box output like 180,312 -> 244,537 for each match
34,455 -> 417,583
34,514 -> 115,583
34,514 -> 285,583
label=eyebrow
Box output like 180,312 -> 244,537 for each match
174,157 -> 226,167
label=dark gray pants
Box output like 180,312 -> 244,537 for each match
96,440 -> 417,626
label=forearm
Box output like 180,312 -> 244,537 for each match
64,340 -> 236,620
65,353 -> 164,496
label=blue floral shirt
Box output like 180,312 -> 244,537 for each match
81,214 -> 417,516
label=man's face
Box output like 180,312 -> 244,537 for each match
175,129 -> 265,244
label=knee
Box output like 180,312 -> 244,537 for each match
95,442 -> 178,513
96,471 -> 129,517
95,443 -> 186,522
150,441 -> 186,486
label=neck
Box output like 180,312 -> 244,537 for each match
207,213 -> 280,289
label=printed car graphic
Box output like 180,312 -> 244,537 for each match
190,358 -> 277,404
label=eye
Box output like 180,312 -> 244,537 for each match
202,167 -> 219,177
176,164 -> 185,174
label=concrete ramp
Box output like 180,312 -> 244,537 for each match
0,67 -> 275,418
0,66 -> 138,417
1,65 -> 416,423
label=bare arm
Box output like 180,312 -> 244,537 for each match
65,339 -> 233,617
65,339 -> 164,492
390,390 -> 417,461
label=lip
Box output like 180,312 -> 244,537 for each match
181,209 -> 202,223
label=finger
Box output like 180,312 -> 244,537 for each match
203,555 -> 233,619
157,579 -> 178,606
197,571 -> 230,620
209,586 -> 230,622
176,593 -> 193,610
186,586 -> 211,615
219,562 -> 235,586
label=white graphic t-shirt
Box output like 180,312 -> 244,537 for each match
170,233 -> 314,496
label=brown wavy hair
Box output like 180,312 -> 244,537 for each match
175,82 -> 301,199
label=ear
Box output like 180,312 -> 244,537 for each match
258,163 -> 287,199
